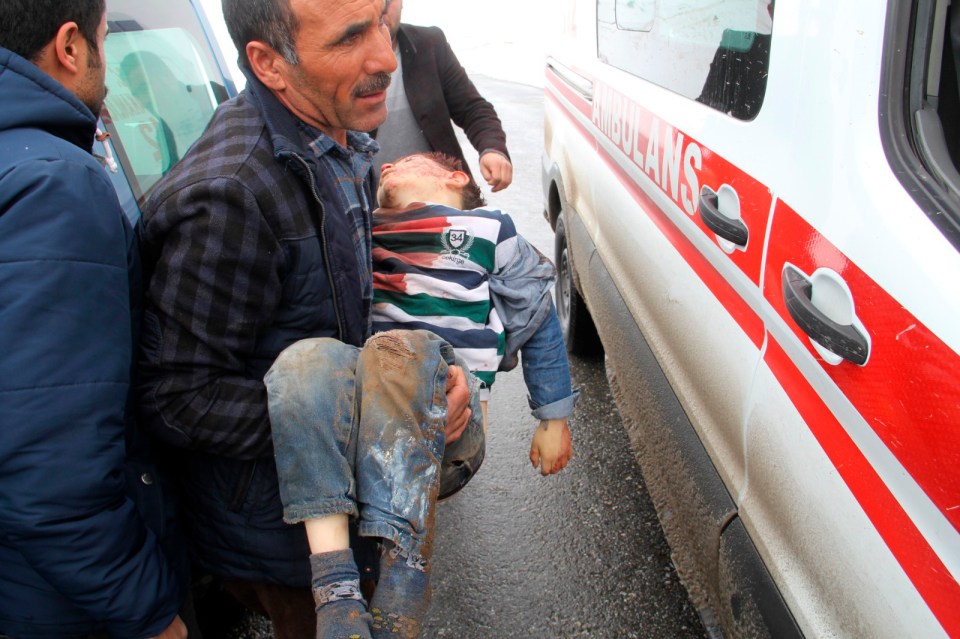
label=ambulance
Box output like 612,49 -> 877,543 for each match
95,0 -> 236,222
541,0 -> 960,637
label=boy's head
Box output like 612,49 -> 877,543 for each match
377,152 -> 486,210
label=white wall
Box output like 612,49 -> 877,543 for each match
196,0 -> 552,90
197,0 -> 244,87
401,0 -> 551,87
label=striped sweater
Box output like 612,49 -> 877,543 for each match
372,203 -> 539,390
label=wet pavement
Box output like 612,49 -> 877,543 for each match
421,352 -> 707,638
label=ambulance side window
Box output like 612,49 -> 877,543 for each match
614,0 -> 654,32
913,0 -> 960,182
597,0 -> 774,120
883,0 -> 960,250
938,4 -> 960,170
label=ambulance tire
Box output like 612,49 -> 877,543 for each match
555,215 -> 603,358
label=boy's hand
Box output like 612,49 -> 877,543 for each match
529,419 -> 573,476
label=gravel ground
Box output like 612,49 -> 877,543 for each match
226,611 -> 273,638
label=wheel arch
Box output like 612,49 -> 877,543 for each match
544,162 -> 567,231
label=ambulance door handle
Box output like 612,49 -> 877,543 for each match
782,264 -> 870,366
699,187 -> 748,247
546,57 -> 593,101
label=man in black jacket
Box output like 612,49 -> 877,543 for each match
376,0 -> 513,192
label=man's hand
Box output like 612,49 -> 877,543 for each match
529,419 -> 573,476
444,365 -> 471,444
151,615 -> 187,639
479,152 -> 513,192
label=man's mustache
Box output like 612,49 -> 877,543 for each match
354,73 -> 392,97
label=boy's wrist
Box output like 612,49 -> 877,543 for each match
529,389 -> 581,421
538,418 -> 569,431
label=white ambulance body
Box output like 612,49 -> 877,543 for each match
542,0 -> 960,637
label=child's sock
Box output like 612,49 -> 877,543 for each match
368,542 -> 432,639
310,549 -> 373,639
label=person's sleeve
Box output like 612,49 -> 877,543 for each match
0,161 -> 181,637
489,216 -> 554,361
137,176 -> 284,459
433,29 -> 510,160
487,218 -> 579,418
518,305 -> 581,420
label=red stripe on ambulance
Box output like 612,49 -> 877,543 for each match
546,77 -> 765,348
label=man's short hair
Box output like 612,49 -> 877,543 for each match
0,0 -> 105,64
222,0 -> 300,69
422,152 -> 486,210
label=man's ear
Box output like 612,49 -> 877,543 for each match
55,22 -> 85,73
246,41 -> 288,91
35,22 -> 84,85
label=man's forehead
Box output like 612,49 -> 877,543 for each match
293,0 -> 385,36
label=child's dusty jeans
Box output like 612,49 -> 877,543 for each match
264,330 -> 483,566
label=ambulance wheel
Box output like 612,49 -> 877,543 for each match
555,215 -> 603,357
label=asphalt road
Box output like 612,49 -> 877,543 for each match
229,75 -> 708,639
421,75 -> 707,639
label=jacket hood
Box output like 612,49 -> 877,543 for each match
0,47 -> 97,153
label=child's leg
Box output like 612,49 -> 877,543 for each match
305,515 -> 350,553
353,330 -> 477,638
308,547 -> 373,639
265,337 -> 362,526
264,338 -> 372,638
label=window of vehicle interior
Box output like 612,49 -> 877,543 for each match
101,0 -> 229,204
596,0 -> 774,120
912,0 -> 960,185
881,0 -> 960,251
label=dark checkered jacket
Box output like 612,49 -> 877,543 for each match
136,73 -> 375,584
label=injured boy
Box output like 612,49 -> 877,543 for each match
264,152 -> 579,639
